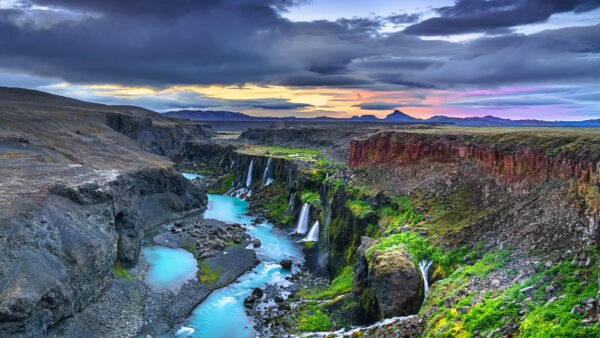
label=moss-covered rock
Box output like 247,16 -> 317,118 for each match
352,236 -> 424,321
370,249 -> 423,317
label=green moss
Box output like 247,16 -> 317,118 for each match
198,262 -> 220,283
301,190 -> 322,208
299,266 -> 354,300
422,248 -> 599,337
207,173 -> 234,194
112,261 -> 132,281
296,303 -> 334,331
304,241 -> 317,249
347,199 -> 374,219
334,179 -> 344,192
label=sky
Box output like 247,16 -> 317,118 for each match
0,0 -> 599,120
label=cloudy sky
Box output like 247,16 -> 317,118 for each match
1,0 -> 599,120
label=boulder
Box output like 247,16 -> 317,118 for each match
280,259 -> 292,270
253,238 -> 262,247
243,295 -> 257,307
252,288 -> 263,298
369,249 -> 423,317
352,236 -> 423,320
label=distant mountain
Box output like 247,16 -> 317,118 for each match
163,110 -> 257,121
351,114 -> 379,121
425,115 -> 553,127
162,109 -> 600,127
553,119 -> 600,127
384,110 -> 420,122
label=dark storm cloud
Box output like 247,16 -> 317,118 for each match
0,0 -> 598,93
387,13 -> 420,25
352,101 -> 431,110
404,0 -> 600,36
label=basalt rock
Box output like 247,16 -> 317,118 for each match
107,112 -> 212,158
280,260 -> 293,270
353,237 -> 423,321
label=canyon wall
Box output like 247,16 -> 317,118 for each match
349,131 -> 600,213
107,112 -> 213,158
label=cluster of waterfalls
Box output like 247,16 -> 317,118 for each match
229,158 -> 274,198
294,203 -> 320,242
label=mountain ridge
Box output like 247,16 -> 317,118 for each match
163,109 -> 600,127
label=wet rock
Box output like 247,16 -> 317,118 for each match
252,288 -> 264,298
253,238 -> 262,247
280,260 -> 292,270
244,295 -> 257,307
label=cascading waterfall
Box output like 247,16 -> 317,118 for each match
325,172 -> 329,180
289,193 -> 294,205
418,260 -> 433,297
295,203 -> 310,234
302,221 -> 319,242
261,158 -> 273,187
218,158 -> 223,166
246,160 -> 254,188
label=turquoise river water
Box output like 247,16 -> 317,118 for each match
143,192 -> 303,337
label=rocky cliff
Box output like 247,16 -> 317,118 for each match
107,113 -> 213,158
0,88 -> 207,336
349,131 -> 600,214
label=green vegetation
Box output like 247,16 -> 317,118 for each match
181,238 -> 197,253
207,173 -> 234,194
112,261 -> 132,281
298,265 -> 354,300
422,248 -> 600,337
304,241 -> 317,249
347,199 -> 374,219
240,145 -> 323,162
198,262 -> 220,283
301,190 -> 322,208
295,302 -> 334,331
366,232 -> 470,277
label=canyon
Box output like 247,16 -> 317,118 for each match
1,87 -> 599,337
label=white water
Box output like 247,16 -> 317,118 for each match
246,160 -> 253,188
302,221 -> 319,242
302,315 -> 416,337
289,193 -> 294,205
261,158 -> 272,187
218,158 -> 223,166
418,259 -> 433,297
325,172 -> 329,180
295,203 -> 310,234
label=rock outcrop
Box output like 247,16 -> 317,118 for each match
352,237 -> 423,320
0,87 -> 208,336
106,112 -> 212,158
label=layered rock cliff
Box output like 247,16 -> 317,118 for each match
0,88 -> 207,336
107,113 -> 213,158
349,131 -> 600,214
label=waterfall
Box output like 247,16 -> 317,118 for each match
418,260 -> 433,297
246,160 -> 253,188
325,172 -> 329,180
302,221 -> 319,242
230,159 -> 235,169
261,158 -> 272,187
289,193 -> 294,205
295,203 -> 310,234
218,158 -> 223,167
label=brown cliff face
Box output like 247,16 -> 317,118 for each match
349,131 -> 600,214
